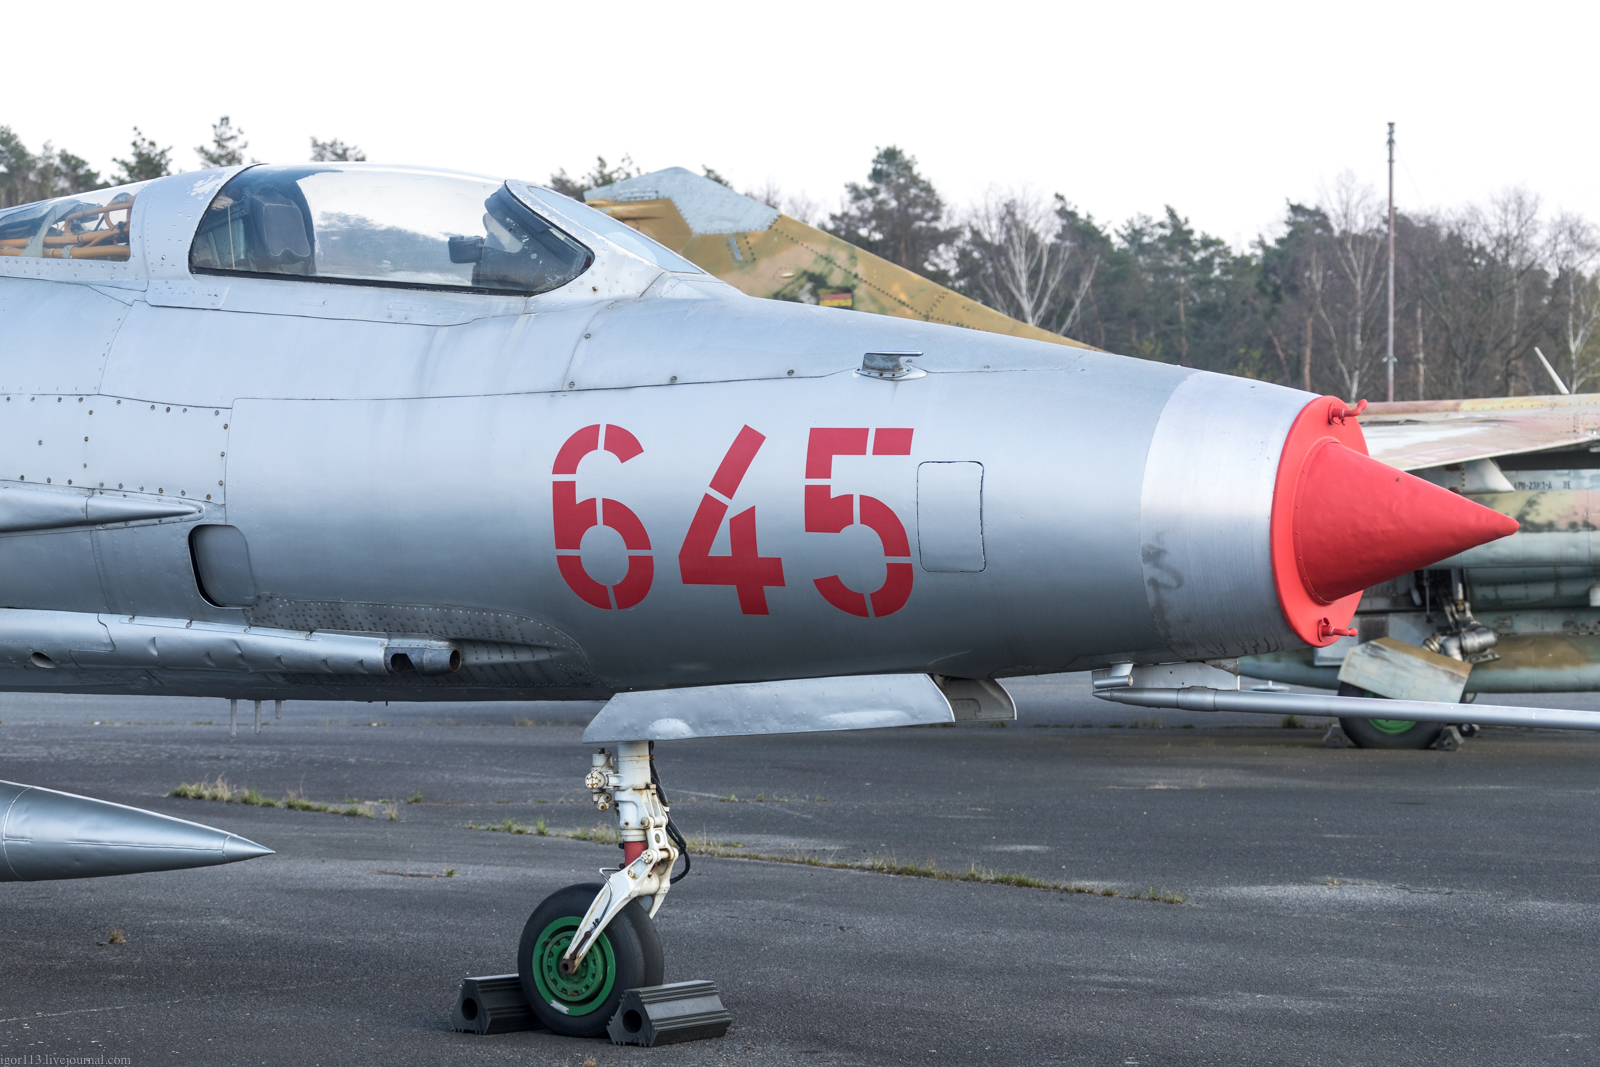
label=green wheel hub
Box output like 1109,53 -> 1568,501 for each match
527,916 -> 616,1016
1368,718 -> 1419,734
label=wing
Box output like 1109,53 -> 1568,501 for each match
584,167 -> 1094,350
1361,394 -> 1600,470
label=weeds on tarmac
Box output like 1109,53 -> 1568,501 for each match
684,845 -> 1187,904
468,823 -> 1187,904
171,776 -> 388,818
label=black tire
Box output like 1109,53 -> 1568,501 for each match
1337,682 -> 1445,750
518,882 -> 664,1038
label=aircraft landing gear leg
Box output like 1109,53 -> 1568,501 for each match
518,741 -> 677,1037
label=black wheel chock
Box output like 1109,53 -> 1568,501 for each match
607,980 -> 733,1046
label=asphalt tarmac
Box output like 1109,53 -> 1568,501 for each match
2,675 -> 1598,1066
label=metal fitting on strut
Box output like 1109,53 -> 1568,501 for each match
586,749 -> 615,811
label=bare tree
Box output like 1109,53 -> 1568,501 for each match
1549,212 -> 1600,391
1480,189 -> 1549,392
746,179 -> 822,226
962,186 -> 1097,334
1407,188 -> 1553,398
1313,173 -> 1388,398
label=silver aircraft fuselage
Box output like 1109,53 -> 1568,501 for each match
0,164 -> 1361,704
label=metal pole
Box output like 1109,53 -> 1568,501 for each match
1386,122 -> 1396,402
229,698 -> 237,739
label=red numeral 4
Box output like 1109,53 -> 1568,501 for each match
678,426 -> 786,614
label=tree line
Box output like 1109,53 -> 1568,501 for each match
812,148 -> 1600,402
6,121 -> 1593,401
430,146 -> 1600,403
0,120 -> 365,209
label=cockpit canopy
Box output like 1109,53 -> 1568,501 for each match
190,165 -> 595,295
0,182 -> 147,262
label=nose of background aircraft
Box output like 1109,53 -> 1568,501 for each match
0,779 -> 274,882
1270,395 -> 1520,645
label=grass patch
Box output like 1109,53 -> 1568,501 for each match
1280,714 -> 1304,729
566,823 -> 620,845
171,777 -> 378,818
96,926 -> 126,946
373,869 -> 456,879
501,824 -> 1187,904
691,848 -> 1187,904
466,817 -> 556,836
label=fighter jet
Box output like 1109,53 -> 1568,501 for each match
0,160 -> 1582,1036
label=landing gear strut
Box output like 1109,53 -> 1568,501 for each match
518,741 -> 682,1037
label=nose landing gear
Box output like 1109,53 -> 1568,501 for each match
518,741 -> 682,1037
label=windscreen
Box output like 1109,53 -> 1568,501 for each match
518,184 -> 704,274
190,165 -> 593,295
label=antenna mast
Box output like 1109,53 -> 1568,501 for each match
1386,122 -> 1396,402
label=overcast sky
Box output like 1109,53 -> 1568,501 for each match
7,1 -> 1593,248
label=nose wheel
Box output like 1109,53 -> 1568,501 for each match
1337,682 -> 1447,749
518,882 -> 664,1038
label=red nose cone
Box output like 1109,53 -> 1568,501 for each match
1294,441 -> 1519,603
1271,396 -> 1520,646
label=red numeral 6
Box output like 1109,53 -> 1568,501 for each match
552,424 -> 653,609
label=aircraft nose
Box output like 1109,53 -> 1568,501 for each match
221,834 -> 275,862
1270,395 -> 1519,644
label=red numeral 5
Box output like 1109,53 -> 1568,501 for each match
805,427 -> 914,617
552,424 -> 653,609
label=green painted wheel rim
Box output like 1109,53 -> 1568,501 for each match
529,916 -> 615,1016
1368,718 -> 1419,734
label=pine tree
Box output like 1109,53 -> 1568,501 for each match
309,137 -> 366,162
547,155 -> 638,200
827,147 -> 957,281
196,116 -> 248,168
111,128 -> 173,184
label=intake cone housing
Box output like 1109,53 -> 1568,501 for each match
1137,375 -> 1518,659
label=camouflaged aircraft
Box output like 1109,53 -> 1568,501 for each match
0,161 -> 1584,1036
